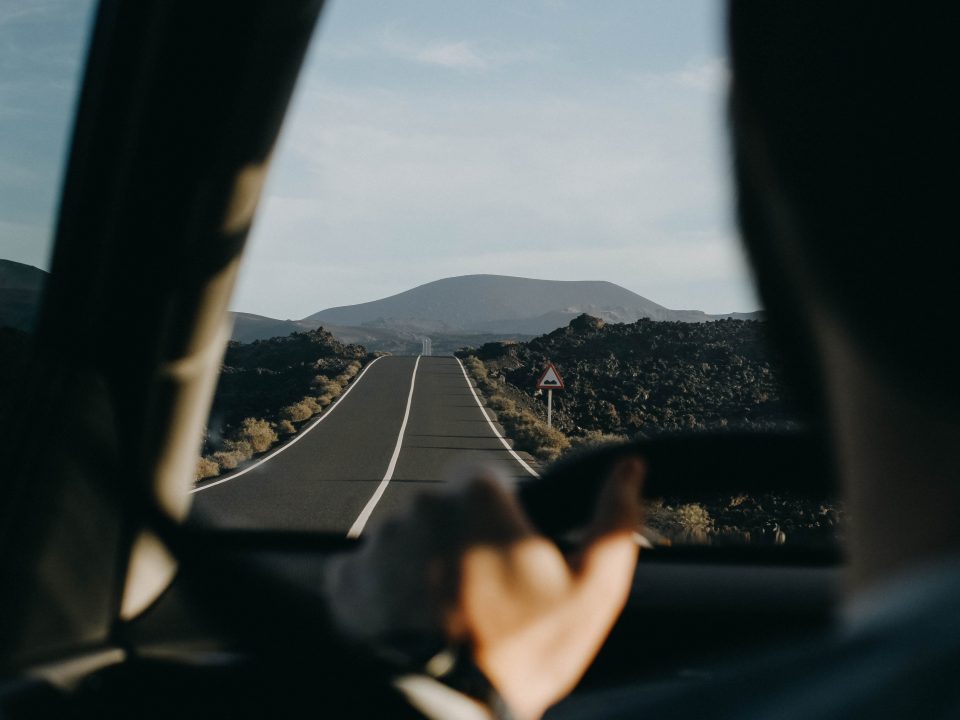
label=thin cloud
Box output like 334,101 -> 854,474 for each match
374,28 -> 549,72
628,57 -> 729,93
234,69 -> 749,318
415,41 -> 488,69
673,57 -> 729,91
229,3 -> 755,318
0,1 -> 59,26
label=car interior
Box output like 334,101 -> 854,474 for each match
0,1 -> 843,717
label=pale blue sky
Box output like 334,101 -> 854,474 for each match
0,0 -> 760,319
0,0 -> 94,269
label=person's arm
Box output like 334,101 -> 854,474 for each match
325,459 -> 645,720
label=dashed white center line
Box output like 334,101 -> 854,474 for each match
346,355 -> 421,538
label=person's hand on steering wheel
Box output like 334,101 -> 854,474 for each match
325,458 -> 645,720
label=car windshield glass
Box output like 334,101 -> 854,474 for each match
189,1 -> 841,552
0,1 -> 97,424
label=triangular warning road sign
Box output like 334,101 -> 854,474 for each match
536,363 -> 564,390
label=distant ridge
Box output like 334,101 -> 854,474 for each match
0,261 -> 762,346
230,312 -> 308,343
299,274 -> 758,336
0,259 -> 47,332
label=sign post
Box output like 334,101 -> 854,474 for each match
535,363 -> 565,427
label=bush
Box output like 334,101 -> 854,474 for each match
503,409 -> 570,461
277,419 -> 296,435
212,439 -> 254,470
487,395 -> 516,414
569,430 -> 629,450
313,377 -> 343,397
196,456 -> 220,480
461,355 -> 570,462
302,396 -> 323,415
646,501 -> 715,544
280,402 -> 310,423
237,417 -> 278,453
463,356 -> 485,376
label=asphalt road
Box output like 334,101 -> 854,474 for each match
190,355 -> 537,534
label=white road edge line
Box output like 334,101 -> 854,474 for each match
454,357 -> 540,479
346,355 -> 422,538
456,360 -> 650,546
191,355 -> 386,494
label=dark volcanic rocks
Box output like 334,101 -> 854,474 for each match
207,328 -> 368,447
471,314 -> 799,438
462,316 -> 845,549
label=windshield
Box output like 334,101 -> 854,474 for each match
0,1 -> 96,425
179,1 -> 839,551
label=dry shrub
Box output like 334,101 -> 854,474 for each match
463,356 -> 485,376
302,396 -> 323,415
277,419 -> 296,435
463,355 -> 489,385
213,439 -> 253,470
500,409 -> 570,462
196,456 -> 220,480
569,430 -> 629,450
331,362 -> 360,388
281,396 -> 322,423
237,417 -> 278,453
646,501 -> 715,544
461,355 -> 569,461
280,402 -> 311,423
487,395 -> 516,415
314,378 -> 342,397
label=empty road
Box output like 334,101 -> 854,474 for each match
190,355 -> 538,535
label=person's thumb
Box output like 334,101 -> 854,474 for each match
575,457 -> 645,597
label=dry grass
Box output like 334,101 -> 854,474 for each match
196,456 -> 220,480
237,417 -> 278,453
568,430 -> 630,450
212,439 -> 253,470
499,408 -> 570,461
198,359 -> 369,481
463,356 -> 634,463
645,500 -> 715,544
280,396 -> 323,423
313,377 -> 343,398
462,355 -> 570,461
316,393 -> 335,407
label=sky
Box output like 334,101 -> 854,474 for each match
0,0 -> 760,319
0,0 -> 94,270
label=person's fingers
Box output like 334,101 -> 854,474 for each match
573,457 -> 645,613
450,469 -> 570,629
436,466 -> 543,639
450,465 -> 537,545
586,456 -> 646,539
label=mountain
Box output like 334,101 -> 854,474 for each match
0,261 -> 761,347
230,313 -> 534,355
301,274 -> 756,336
0,260 -> 47,332
230,312 -> 309,343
